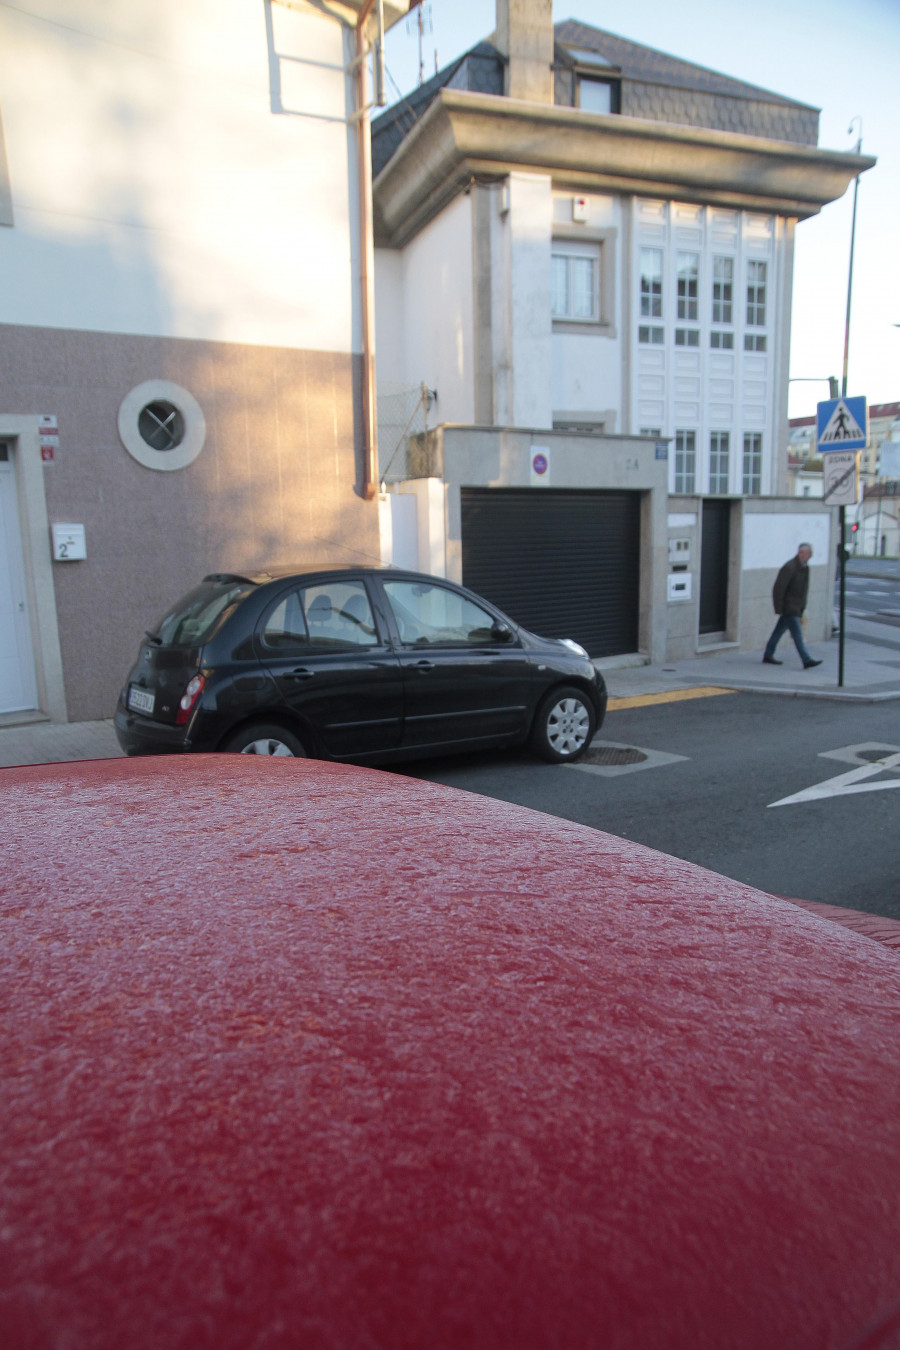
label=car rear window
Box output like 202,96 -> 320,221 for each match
152,582 -> 254,648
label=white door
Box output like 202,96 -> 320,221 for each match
0,447 -> 38,712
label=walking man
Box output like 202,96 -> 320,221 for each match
763,543 -> 823,669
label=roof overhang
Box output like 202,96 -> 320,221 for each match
374,88 -> 876,247
271,0 -> 411,32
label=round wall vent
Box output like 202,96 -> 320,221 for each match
118,380 -> 206,471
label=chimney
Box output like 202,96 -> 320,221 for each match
495,0 -> 554,105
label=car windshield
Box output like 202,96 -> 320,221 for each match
152,582 -> 254,648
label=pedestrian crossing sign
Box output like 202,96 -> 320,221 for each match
817,395 -> 868,452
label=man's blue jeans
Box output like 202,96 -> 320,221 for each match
764,614 -> 813,665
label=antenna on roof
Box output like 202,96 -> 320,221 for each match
405,1 -> 433,86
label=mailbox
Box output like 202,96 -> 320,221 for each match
668,537 -> 690,570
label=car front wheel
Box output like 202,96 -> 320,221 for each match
223,724 -> 307,758
530,687 -> 596,764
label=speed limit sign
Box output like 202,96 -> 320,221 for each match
822,451 -> 859,507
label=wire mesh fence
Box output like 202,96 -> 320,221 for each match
377,383 -> 437,482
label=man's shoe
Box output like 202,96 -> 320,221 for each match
762,656 -> 782,665
804,659 -> 822,669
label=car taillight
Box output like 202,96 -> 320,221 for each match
175,673 -> 206,726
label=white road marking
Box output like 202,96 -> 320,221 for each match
820,742 -> 900,767
769,748 -> 900,807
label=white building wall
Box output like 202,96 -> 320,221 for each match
373,249 -> 404,387
630,199 -> 788,498
0,0 -> 359,353
374,192 -> 475,424
550,190 -> 622,430
504,173 -> 553,429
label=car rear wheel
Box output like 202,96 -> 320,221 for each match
530,686 -> 596,764
223,724 -> 307,758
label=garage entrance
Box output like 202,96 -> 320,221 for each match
460,488 -> 641,658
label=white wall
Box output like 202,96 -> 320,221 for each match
631,201 -> 788,496
858,504 -> 899,557
0,0 -> 360,353
504,173 -> 553,428
741,512 -> 831,569
373,248 -> 404,386
374,191 -> 475,424
550,191 -> 622,424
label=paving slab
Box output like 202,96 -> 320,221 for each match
0,719 -> 122,768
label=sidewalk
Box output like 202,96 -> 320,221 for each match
599,612 -> 900,704
0,716 -> 123,768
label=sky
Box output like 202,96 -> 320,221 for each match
383,0 -> 900,420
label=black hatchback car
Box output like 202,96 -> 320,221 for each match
114,566 -> 607,765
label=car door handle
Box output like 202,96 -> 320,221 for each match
412,659 -> 435,672
286,667 -> 315,681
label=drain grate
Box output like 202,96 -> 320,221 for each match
582,745 -> 648,767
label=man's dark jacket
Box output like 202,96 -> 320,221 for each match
772,557 -> 810,617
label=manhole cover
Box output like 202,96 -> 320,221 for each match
581,745 -> 648,766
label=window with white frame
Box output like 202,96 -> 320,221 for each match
742,432 -> 763,494
746,261 -> 767,326
709,432 -> 730,494
675,329 -> 700,347
710,331 -> 734,349
640,248 -> 663,318
552,240 -> 600,322
676,253 -> 699,321
674,430 -> 696,494
712,257 -> 733,324
639,325 -> 664,344
744,333 -> 767,352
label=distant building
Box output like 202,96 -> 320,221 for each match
787,403 -> 900,538
868,402 -> 900,478
856,402 -> 900,556
787,416 -> 817,463
787,456 -> 824,498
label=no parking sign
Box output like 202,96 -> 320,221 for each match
530,445 -> 551,485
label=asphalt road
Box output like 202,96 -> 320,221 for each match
400,693 -> 899,919
841,560 -> 900,629
401,580 -> 900,923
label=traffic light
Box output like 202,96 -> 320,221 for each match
851,522 -> 859,533
829,376 -> 840,399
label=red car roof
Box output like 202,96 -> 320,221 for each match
3,756 -> 900,1349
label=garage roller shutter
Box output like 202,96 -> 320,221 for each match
461,488 -> 641,658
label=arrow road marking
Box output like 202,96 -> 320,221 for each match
769,749 -> 900,807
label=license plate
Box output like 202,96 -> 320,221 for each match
128,685 -> 155,715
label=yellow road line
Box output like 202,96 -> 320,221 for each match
607,686 -> 736,711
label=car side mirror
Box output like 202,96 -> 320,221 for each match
491,621 -> 513,642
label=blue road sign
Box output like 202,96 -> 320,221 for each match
817,395 -> 868,452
